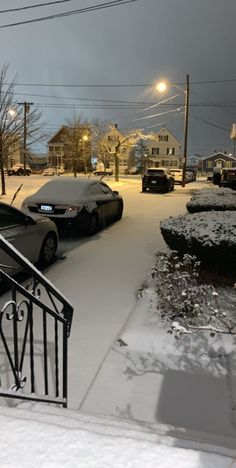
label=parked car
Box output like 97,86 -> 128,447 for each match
42,167 -> 64,176
21,177 -> 124,235
93,169 -> 113,176
124,167 -> 139,175
8,164 -> 31,176
142,168 -> 175,193
219,168 -> 236,190
185,170 -> 196,182
0,202 -> 58,275
169,168 -> 193,184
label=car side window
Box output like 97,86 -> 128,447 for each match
99,183 -> 113,195
0,205 -> 26,229
88,184 -> 106,196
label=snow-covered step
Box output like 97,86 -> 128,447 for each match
2,403 -> 235,458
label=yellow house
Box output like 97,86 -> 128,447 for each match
100,124 -> 129,174
145,126 -> 182,168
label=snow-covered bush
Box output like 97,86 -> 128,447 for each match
186,188 -> 236,213
152,251 -> 236,338
160,211 -> 236,268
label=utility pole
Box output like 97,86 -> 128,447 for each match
18,101 -> 33,175
182,74 -> 190,188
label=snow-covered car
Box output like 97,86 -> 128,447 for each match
8,164 -> 31,176
21,177 -> 123,235
93,169 -> 113,176
42,167 -> 63,176
170,168 -> 192,184
0,202 -> 58,274
142,168 -> 174,193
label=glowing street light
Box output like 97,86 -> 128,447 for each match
156,81 -> 168,93
82,134 -> 89,174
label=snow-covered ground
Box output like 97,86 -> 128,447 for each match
1,175 -> 236,466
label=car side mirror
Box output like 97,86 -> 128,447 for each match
113,190 -> 119,196
25,216 -> 36,226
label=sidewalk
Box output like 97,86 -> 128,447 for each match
80,282 -> 236,453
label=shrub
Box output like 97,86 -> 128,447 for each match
186,188 -> 236,213
152,251 -> 236,339
160,211 -> 236,269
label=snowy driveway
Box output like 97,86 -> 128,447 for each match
1,175 -> 199,409
44,177 -> 196,408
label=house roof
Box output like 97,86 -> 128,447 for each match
48,126 -> 67,144
146,126 -> 181,146
201,151 -> 236,161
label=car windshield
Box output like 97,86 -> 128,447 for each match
145,170 -> 165,176
29,178 -> 94,202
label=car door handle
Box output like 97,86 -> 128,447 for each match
6,237 -> 15,243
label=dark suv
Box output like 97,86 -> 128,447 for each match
219,168 -> 236,190
142,168 -> 175,193
8,164 -> 31,176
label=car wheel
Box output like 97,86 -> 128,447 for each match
116,201 -> 123,220
142,187 -> 147,192
87,214 -> 99,236
39,233 -> 57,267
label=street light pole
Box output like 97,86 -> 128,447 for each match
82,134 -> 88,174
18,101 -> 33,175
182,74 -> 190,187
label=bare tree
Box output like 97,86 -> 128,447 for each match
91,119 -> 111,170
112,128 -> 154,182
0,64 -> 44,194
63,114 -> 90,177
135,138 -> 149,175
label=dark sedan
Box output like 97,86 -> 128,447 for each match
21,177 -> 124,235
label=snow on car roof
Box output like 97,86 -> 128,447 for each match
26,177 -> 97,203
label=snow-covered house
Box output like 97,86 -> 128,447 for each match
48,125 -> 91,171
99,124 -> 130,174
199,152 -> 236,173
145,126 -> 182,168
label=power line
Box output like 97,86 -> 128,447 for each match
191,90 -> 236,116
14,92 -> 157,105
13,92 -> 236,108
0,0 -> 141,29
6,78 -> 236,88
190,114 -> 230,133
0,0 -> 75,14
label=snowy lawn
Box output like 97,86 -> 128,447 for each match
187,188 -> 236,213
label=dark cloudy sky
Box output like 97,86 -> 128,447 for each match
1,0 -> 236,155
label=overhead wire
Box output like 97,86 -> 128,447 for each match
0,0 -> 75,14
5,78 -> 236,87
0,0 -> 141,29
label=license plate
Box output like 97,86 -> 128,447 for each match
151,180 -> 157,184
40,205 -> 53,212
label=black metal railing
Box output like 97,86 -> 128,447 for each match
0,235 -> 73,407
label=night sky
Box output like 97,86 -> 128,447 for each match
1,0 -> 236,155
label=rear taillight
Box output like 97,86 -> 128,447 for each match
67,206 -> 81,213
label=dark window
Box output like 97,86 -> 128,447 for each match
0,205 -> 25,228
152,147 -> 159,155
100,183 -> 112,194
